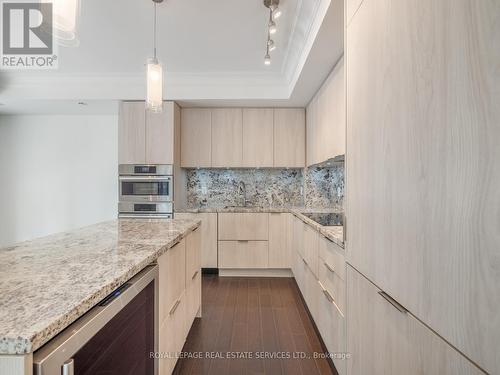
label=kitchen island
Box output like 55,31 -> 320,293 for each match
0,218 -> 200,374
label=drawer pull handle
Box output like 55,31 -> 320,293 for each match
324,262 -> 335,274
192,270 -> 199,280
169,299 -> 181,315
323,288 -> 335,303
318,281 -> 335,303
378,291 -> 408,314
237,240 -> 249,243
318,281 -> 344,316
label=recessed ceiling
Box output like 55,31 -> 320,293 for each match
0,0 -> 343,113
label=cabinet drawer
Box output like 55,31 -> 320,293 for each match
268,213 -> 290,268
318,261 -> 346,315
159,290 -> 187,375
318,235 -> 345,281
187,268 -> 201,327
317,280 -> 346,375
185,227 -> 201,285
158,238 -> 186,325
294,250 -> 319,322
292,216 -> 305,258
303,223 -> 319,278
218,241 -> 268,268
218,213 -> 268,240
347,266 -> 482,375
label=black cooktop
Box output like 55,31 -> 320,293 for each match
302,212 -> 343,226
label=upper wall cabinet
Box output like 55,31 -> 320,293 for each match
306,57 -> 345,166
346,0 -> 500,372
211,108 -> 243,168
242,108 -> 274,167
274,109 -> 306,168
180,107 -> 305,168
180,108 -> 212,168
119,102 -> 146,164
119,101 -> 175,165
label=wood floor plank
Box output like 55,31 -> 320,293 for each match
175,275 -> 334,375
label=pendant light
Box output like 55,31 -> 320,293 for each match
51,0 -> 80,46
146,0 -> 164,113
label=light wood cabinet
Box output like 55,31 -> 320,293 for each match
158,229 -> 201,375
218,213 -> 268,241
273,109 -> 306,168
158,238 -> 185,325
119,102 -> 146,164
305,100 -> 317,167
175,212 -> 218,268
303,223 -> 319,279
318,235 -> 345,281
180,108 -> 212,167
292,215 -> 305,259
268,213 -> 290,268
179,107 -> 305,168
211,108 -> 243,167
185,226 -> 201,284
119,101 -> 176,165
185,227 -> 201,324
317,280 -> 346,375
146,102 -> 174,164
318,260 -> 345,314
294,250 -> 319,322
347,266 -> 482,375
346,0 -> 500,372
218,241 -> 268,269
242,108 -> 274,167
346,0 -> 363,26
306,58 -> 345,166
318,235 -> 346,314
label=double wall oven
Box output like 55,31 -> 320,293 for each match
118,165 -> 173,218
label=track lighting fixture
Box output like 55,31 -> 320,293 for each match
264,52 -> 271,65
263,0 -> 281,65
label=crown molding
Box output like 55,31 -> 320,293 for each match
0,0 -> 332,104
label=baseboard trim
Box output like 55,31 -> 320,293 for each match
219,268 -> 293,278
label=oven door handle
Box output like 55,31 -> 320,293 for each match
119,175 -> 172,181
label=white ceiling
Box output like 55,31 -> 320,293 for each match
0,0 -> 344,114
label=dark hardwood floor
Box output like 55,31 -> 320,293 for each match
173,275 -> 336,375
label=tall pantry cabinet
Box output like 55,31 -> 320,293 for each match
345,0 -> 500,374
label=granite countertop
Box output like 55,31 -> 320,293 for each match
176,206 -> 344,248
0,218 -> 200,355
291,210 -> 344,248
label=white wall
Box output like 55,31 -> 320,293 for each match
0,114 -> 118,247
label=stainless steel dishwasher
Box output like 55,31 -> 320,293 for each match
33,265 -> 159,375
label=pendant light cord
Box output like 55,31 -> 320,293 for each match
153,2 -> 157,60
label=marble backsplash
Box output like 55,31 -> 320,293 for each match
186,169 -> 304,208
186,165 -> 344,209
304,165 -> 344,208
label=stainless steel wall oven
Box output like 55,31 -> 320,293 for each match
118,165 -> 173,218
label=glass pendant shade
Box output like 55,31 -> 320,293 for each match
52,0 -> 80,46
146,58 -> 163,113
